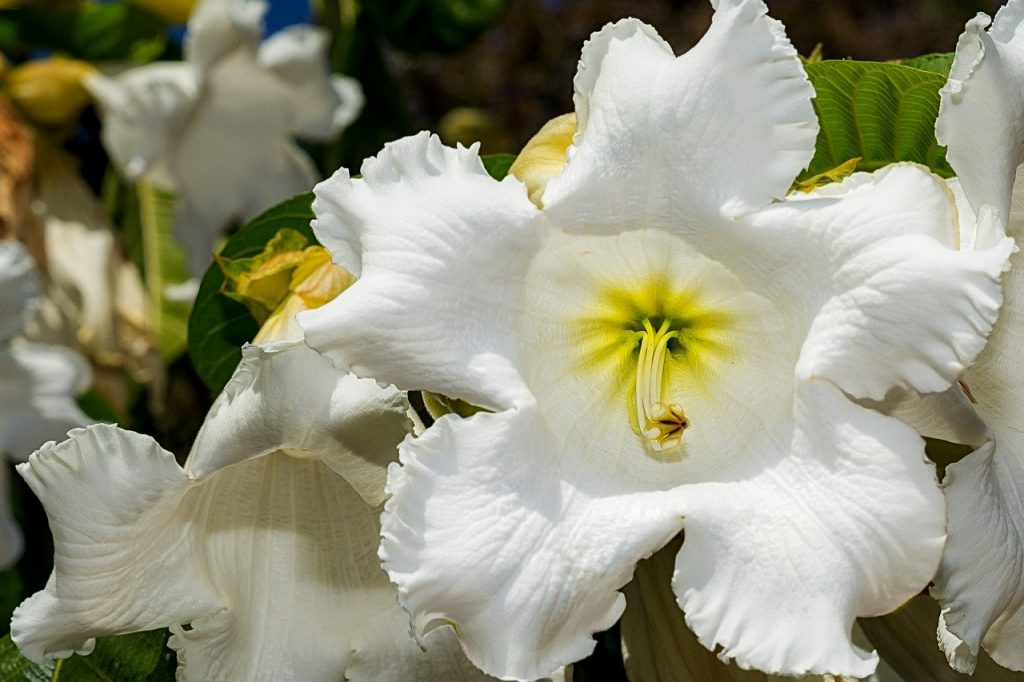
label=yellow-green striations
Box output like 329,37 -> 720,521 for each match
575,276 -> 732,451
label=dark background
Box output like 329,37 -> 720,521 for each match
383,0 -> 1004,153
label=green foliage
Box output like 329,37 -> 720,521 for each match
0,630 -> 175,682
801,60 -> 953,182
132,180 -> 192,360
189,194 -> 317,395
326,10 -> 416,172
900,52 -> 955,76
363,0 -> 508,54
481,153 -> 516,180
0,3 -> 166,62
0,634 -> 50,681
217,229 -> 313,324
75,390 -> 122,425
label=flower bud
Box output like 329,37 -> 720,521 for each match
5,57 -> 95,129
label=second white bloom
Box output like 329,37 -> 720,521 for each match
299,1 -> 1013,679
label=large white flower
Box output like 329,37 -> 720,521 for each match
85,0 -> 364,276
913,0 -> 1024,672
10,271 -> 492,680
297,1 -> 1014,679
0,241 -> 91,568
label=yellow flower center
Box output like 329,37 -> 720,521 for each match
575,277 -> 731,454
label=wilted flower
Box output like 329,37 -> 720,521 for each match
299,0 -> 1012,678
86,0 -> 364,276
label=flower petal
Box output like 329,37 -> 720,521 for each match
874,383 -> 989,448
748,164 -> 1012,401
931,437 -> 1024,673
257,25 -> 364,139
860,594 -> 1022,681
0,240 -> 39,342
170,451 -> 489,681
935,0 -> 1024,223
184,0 -> 265,72
623,537 -> 886,682
85,65 -> 199,181
185,341 -> 412,506
11,425 -> 221,663
672,381 -> 945,678
380,402 -> 688,680
0,344 -> 92,461
300,132 -> 543,411
169,128 -> 316,275
543,1 -> 817,232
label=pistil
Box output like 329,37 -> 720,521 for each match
634,319 -> 688,450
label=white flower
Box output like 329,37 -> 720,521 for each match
24,140 -> 158,381
11,325 -> 491,679
297,1 -> 1014,678
908,0 -> 1024,672
0,241 -> 91,568
85,0 -> 364,276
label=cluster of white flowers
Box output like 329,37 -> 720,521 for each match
3,0 -> 1024,679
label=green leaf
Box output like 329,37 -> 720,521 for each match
900,52 -> 955,76
54,631 -> 176,681
0,630 -> 176,682
0,634 -> 51,681
481,153 -> 516,180
0,3 -> 166,63
801,60 -> 953,182
75,390 -> 122,425
188,193 -> 317,395
121,182 -> 192,361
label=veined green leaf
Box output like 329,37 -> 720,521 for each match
188,193 -> 317,395
900,52 -> 955,77
801,60 -> 953,182
0,630 -> 175,682
481,153 -> 516,180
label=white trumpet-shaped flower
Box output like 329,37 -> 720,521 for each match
0,241 -> 91,568
909,0 -> 1024,672
298,1 -> 1014,679
11,256 -> 492,680
85,0 -> 364,276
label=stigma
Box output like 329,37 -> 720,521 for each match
634,319 -> 688,450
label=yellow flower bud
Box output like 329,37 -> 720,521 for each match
508,113 -> 576,208
5,57 -> 95,129
217,228 -> 354,344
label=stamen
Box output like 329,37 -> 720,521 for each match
633,319 -> 688,450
